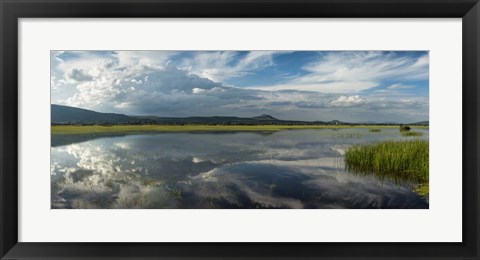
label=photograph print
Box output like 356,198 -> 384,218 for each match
51,50 -> 429,209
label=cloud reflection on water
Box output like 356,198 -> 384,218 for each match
51,129 -> 429,209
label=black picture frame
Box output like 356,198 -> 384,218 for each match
1,0 -> 479,259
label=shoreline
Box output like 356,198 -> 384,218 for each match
52,124 -> 428,134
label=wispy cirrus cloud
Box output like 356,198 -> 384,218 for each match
387,83 -> 416,90
248,51 -> 428,93
178,51 -> 290,82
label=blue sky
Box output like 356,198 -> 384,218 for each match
51,51 -> 428,123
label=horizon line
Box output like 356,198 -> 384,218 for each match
51,104 -> 429,124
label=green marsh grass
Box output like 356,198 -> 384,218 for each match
369,129 -> 381,132
413,183 -> 429,197
401,131 -> 423,137
400,125 -> 411,132
344,140 -> 429,184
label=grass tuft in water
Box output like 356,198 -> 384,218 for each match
344,140 -> 429,184
401,131 -> 423,137
369,129 -> 381,132
413,183 -> 429,197
400,125 -> 411,132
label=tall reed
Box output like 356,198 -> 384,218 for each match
344,140 -> 429,184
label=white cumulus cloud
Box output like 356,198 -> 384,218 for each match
330,95 -> 365,107
65,68 -> 93,82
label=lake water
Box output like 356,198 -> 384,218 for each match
51,128 -> 429,209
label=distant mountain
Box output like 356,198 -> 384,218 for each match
51,105 -> 319,125
51,104 -> 427,126
52,104 -> 142,124
253,114 -> 278,121
130,114 -> 310,125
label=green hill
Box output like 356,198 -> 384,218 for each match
52,104 -> 143,124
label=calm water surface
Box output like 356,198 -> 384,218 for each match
51,128 -> 429,209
